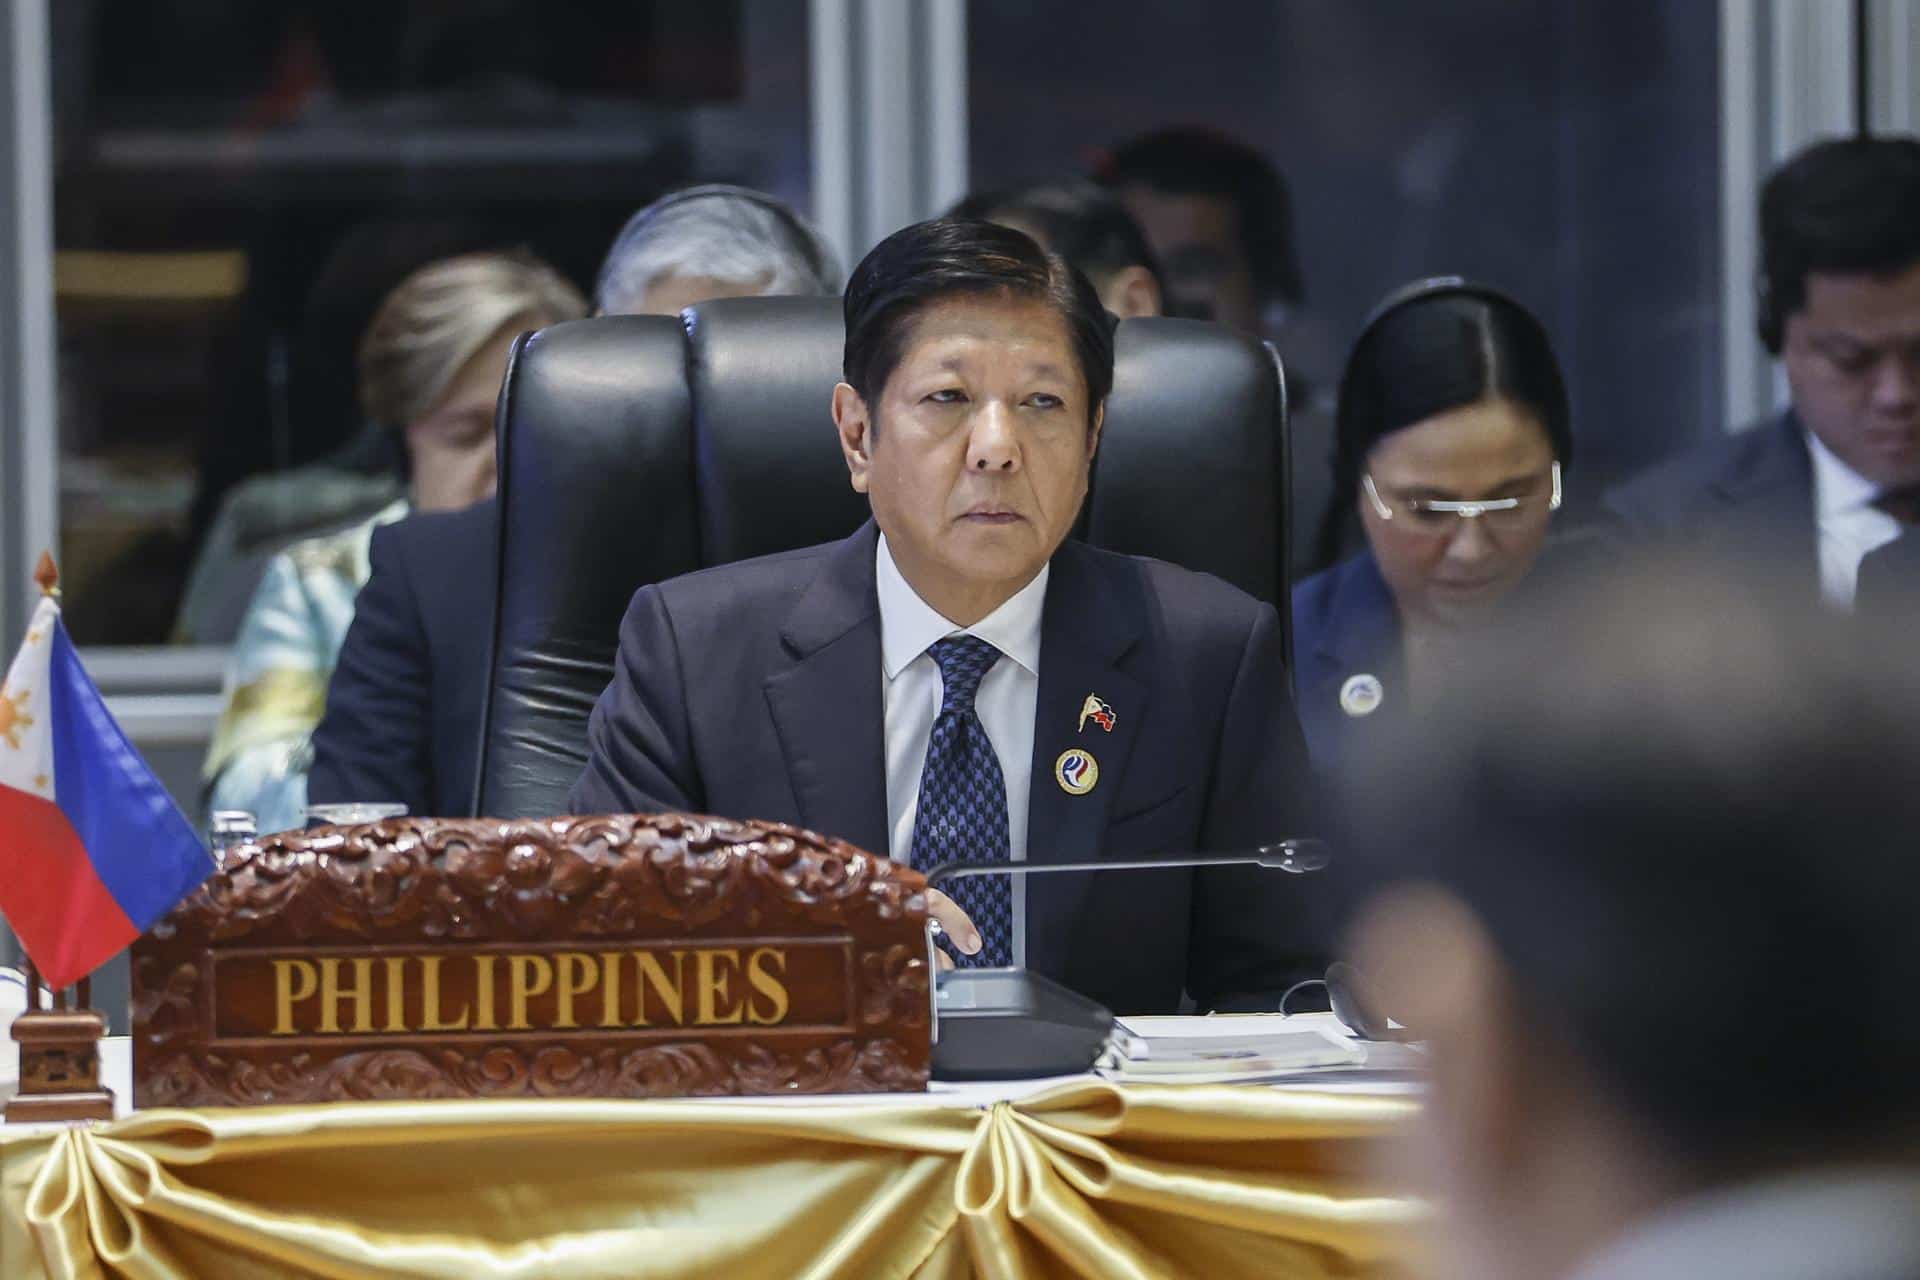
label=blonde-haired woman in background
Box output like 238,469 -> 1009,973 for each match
204,252 -> 586,834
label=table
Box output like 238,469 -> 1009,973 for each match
2,1036 -> 1424,1278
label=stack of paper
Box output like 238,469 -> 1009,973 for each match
1099,1012 -> 1368,1084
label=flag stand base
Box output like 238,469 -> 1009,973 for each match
4,963 -> 115,1125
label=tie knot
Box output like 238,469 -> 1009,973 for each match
928,635 -> 1001,714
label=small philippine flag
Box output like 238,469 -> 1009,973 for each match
0,587 -> 213,988
1077,694 -> 1116,734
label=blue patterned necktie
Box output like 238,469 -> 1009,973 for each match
910,635 -> 1013,967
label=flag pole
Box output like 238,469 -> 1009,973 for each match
4,552 -> 114,1124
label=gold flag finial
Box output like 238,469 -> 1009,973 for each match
32,551 -> 59,598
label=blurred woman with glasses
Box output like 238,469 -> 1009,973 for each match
1291,279 -> 1580,769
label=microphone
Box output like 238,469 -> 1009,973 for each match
922,838 -> 1331,888
918,839 -> 1331,1081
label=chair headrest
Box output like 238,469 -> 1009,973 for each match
684,298 -> 869,564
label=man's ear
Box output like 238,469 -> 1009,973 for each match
1086,401 -> 1106,465
832,382 -> 874,494
1102,265 -> 1163,319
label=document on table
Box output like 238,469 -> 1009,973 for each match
1100,1012 -> 1373,1085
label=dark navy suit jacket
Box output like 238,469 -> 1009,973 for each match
1290,552 -> 1404,777
569,522 -> 1328,1015
1292,533 -> 1617,773
308,499 -> 495,818
1601,412 -> 1819,598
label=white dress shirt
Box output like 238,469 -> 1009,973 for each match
876,534 -> 1046,967
1806,429 -> 1904,609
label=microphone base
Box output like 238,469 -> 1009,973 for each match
931,967 -> 1116,1080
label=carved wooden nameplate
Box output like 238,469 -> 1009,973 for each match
131,815 -> 932,1106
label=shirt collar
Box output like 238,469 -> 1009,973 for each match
1804,424 -> 1883,519
875,533 -> 1048,681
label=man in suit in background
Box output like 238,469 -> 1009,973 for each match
572,218 -> 1325,1016
1344,562 -> 1920,1280
1096,129 -> 1344,582
1603,136 -> 1920,613
949,178 -> 1167,321
307,187 -> 842,819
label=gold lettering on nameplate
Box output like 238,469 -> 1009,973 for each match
272,959 -> 317,1036
215,941 -> 851,1042
695,948 -> 743,1025
419,955 -> 470,1032
597,950 -> 624,1028
554,952 -> 596,1030
319,956 -> 375,1034
746,947 -> 789,1025
473,954 -> 498,1031
633,950 -> 685,1027
507,954 -> 552,1031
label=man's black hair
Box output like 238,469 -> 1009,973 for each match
1096,126 -> 1305,308
842,217 -> 1114,421
1347,564 -> 1920,1180
1758,134 -> 1920,352
949,179 -> 1166,300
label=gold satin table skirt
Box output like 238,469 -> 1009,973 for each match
0,1080 -> 1424,1278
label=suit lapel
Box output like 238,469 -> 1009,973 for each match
763,523 -> 891,858
1023,542 -> 1145,980
1299,554 -> 1402,765
1710,412 -> 1819,596
1313,554 -> 1399,687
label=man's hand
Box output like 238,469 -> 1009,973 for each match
926,888 -> 982,971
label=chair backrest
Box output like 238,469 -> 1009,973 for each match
475,296 -> 1289,818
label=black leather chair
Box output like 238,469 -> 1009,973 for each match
475,296 -> 1290,818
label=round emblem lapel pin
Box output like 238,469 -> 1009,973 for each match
1054,748 -> 1099,795
1340,674 -> 1384,718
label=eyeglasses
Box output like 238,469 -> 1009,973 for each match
1362,462 -> 1562,533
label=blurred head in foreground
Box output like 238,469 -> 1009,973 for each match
1343,563 -> 1920,1280
594,183 -> 842,316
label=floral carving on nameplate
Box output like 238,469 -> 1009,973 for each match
182,814 -> 927,945
859,945 -> 930,1028
129,956 -> 201,1048
142,1039 -> 924,1107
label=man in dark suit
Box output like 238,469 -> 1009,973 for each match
1603,137 -> 1920,611
572,218 -> 1324,1015
308,499 -> 496,817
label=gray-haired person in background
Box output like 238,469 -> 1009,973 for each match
593,183 -> 842,316
305,185 -> 840,822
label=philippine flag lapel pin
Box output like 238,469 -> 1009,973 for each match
1077,694 -> 1116,734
